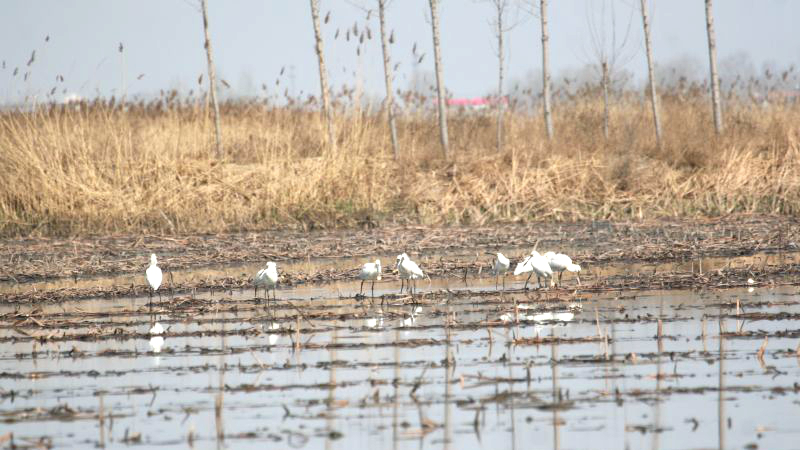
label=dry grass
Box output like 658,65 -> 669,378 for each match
1,94 -> 799,237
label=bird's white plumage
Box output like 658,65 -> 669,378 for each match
149,322 -> 165,335
514,251 -> 552,278
146,253 -> 162,291
513,257 -> 532,276
397,254 -> 424,280
544,252 -> 581,273
530,311 -> 575,323
492,252 -> 510,275
254,262 -> 279,288
530,251 -> 553,279
359,259 -> 382,281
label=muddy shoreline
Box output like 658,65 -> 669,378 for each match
2,215 -> 798,284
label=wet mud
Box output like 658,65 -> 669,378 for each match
2,218 -> 800,449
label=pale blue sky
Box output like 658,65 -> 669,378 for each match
1,1 -> 797,103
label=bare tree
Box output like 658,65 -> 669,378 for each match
310,0 -> 336,149
429,0 -> 450,159
704,0 -> 724,134
601,61 -> 610,139
640,0 -> 662,147
586,0 -> 636,140
200,0 -> 223,158
488,0 -> 514,153
540,0 -> 554,140
378,0 -> 399,159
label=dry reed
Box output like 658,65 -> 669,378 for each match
1,94 -> 799,237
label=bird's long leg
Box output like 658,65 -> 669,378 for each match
495,274 -> 499,291
576,274 -> 582,286
254,285 -> 258,301
537,276 -> 542,289
399,278 -> 404,294
502,274 -> 506,291
371,280 -> 375,298
158,290 -> 162,303
524,273 -> 533,290
558,272 -> 563,288
360,280 -> 365,295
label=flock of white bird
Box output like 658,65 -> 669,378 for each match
144,249 -> 582,302
143,250 -> 581,347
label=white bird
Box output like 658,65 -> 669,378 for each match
544,252 -> 582,287
149,322 -> 165,336
358,259 -> 382,298
146,253 -> 163,303
488,252 -> 510,291
254,262 -> 279,304
396,253 -> 425,295
513,250 -> 553,289
530,311 -> 575,323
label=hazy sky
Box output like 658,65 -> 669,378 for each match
1,0 -> 797,103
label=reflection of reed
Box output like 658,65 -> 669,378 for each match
551,330 -> 560,450
215,318 -> 226,449
326,329 -> 338,450
444,302 -> 453,450
98,393 -> 105,448
718,319 -> 726,450
508,346 -> 516,450
652,305 -> 664,450
393,329 -> 400,450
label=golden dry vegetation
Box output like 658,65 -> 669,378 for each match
1,93 -> 799,237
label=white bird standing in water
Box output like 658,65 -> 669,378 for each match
544,252 -> 581,287
513,250 -> 553,289
146,253 -> 163,302
396,253 -> 424,295
254,262 -> 279,304
488,252 -> 510,291
358,259 -> 382,298
149,322 -> 165,335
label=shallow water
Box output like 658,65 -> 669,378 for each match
2,249 -> 795,296
2,262 -> 800,449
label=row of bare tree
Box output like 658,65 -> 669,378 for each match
198,0 -> 726,160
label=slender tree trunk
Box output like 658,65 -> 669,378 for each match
119,44 -> 126,107
200,0 -> 223,158
378,0 -> 399,159
601,61 -> 610,140
310,0 -> 336,149
496,3 -> 504,153
704,0 -> 724,134
640,0 -> 662,147
429,0 -> 450,159
540,0 -> 554,140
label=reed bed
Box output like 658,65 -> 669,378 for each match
1,94 -> 798,237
